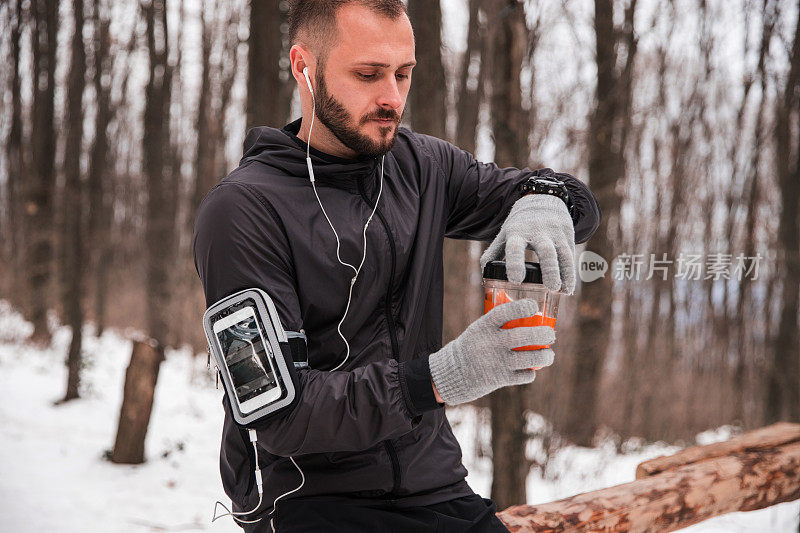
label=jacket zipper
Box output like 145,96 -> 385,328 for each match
358,174 -> 402,494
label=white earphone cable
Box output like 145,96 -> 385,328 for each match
303,67 -> 385,371
230,66 -> 386,532
215,67 -> 389,531
211,430 -> 264,524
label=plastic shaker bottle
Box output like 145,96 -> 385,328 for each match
482,260 -> 560,368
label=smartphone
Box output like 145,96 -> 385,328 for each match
212,306 -> 283,414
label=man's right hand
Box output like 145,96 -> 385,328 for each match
428,299 -> 555,406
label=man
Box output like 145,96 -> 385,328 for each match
193,1 -> 600,531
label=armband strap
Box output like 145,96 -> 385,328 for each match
284,331 -> 308,369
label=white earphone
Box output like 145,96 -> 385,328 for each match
235,66 -> 387,533
302,66 -> 314,96
301,64 -> 385,372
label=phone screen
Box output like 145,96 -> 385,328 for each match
213,307 -> 281,409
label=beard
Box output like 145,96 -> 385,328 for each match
314,67 -> 401,158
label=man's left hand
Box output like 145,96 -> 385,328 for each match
480,193 -> 576,294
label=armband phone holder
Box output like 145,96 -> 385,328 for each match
203,288 -> 307,427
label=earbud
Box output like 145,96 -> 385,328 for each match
303,65 -> 316,183
302,66 -> 313,95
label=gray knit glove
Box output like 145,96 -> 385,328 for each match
480,194 -> 576,294
429,298 -> 555,406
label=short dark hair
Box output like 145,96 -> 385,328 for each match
288,0 -> 409,57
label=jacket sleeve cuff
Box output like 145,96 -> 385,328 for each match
398,354 -> 444,417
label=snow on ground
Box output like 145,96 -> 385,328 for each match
0,300 -> 797,532
0,301 -> 239,533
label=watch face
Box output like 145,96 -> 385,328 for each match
534,176 -> 564,186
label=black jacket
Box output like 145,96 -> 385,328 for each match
193,118 -> 600,520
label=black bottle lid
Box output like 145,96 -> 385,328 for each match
482,260 -> 543,284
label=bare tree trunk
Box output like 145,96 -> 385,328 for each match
666,112 -> 694,435
443,0 -> 486,346
620,275 -> 641,437
191,0 -> 214,230
25,0 -> 60,344
246,0 -> 290,129
767,4 -> 800,424
189,0 -> 240,231
564,0 -> 637,446
143,0 -> 174,346
87,0 -> 113,336
734,0 -> 774,424
60,0 -> 87,402
487,0 -> 528,167
213,6 -> 240,179
164,0 -> 185,348
112,0 -> 171,464
455,0 -> 485,154
636,30 -> 669,439
94,10 -> 138,336
485,0 -> 529,510
5,0 -> 26,305
407,0 -> 446,139
408,0 -> 471,348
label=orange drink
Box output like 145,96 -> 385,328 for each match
483,290 -> 557,350
482,261 -> 560,369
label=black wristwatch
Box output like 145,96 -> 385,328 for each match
519,174 -> 575,217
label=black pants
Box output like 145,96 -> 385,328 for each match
251,494 -> 510,533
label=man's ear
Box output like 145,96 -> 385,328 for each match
289,44 -> 313,86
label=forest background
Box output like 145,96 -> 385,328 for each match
1,0 -> 799,511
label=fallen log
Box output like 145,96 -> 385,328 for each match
636,422 -> 800,478
497,426 -> 800,532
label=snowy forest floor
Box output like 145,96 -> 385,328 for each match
0,300 -> 797,532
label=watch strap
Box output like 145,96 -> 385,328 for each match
519,172 -> 575,216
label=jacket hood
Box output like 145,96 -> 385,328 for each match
239,117 -> 381,189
